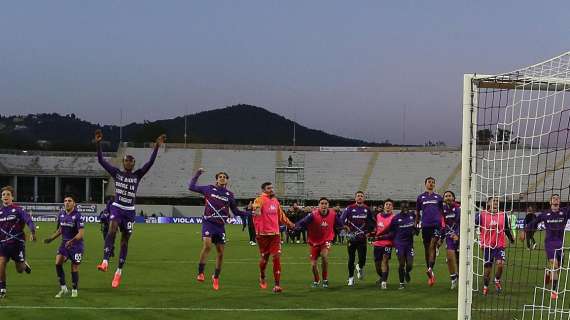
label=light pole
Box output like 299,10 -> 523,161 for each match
101,179 -> 107,204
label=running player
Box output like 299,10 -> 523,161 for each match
416,177 -> 444,286
44,195 -> 85,298
340,191 -> 375,286
189,168 -> 251,290
252,182 -> 295,293
295,197 -> 342,288
0,186 -> 36,299
522,194 -> 569,300
477,196 -> 514,296
391,201 -> 418,289
94,129 -> 166,288
442,190 -> 460,289
371,199 -> 395,289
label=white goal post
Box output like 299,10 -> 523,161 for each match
459,51 -> 570,320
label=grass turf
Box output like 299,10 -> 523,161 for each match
1,223 -> 554,319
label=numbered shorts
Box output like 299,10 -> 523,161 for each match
0,243 -> 25,263
110,206 -> 135,235
422,226 -> 441,245
256,235 -> 281,256
309,242 -> 331,260
446,236 -> 459,251
203,232 -> 226,245
373,246 -> 392,262
482,247 -> 505,266
58,245 -> 84,264
395,243 -> 415,259
545,242 -> 564,263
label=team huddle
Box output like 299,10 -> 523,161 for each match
0,130 -> 567,299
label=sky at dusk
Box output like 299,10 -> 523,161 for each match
1,1 -> 569,145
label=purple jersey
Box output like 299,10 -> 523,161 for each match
0,204 -> 35,246
340,204 -> 374,241
97,143 -> 158,211
57,208 -> 84,248
391,211 -> 417,245
443,203 -> 460,238
527,207 -> 570,245
188,171 -> 249,227
416,192 -> 443,227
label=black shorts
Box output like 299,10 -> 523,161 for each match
422,226 -> 441,245
373,246 -> 392,262
0,243 -> 26,263
208,233 -> 226,245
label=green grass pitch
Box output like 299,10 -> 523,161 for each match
1,222 -> 550,320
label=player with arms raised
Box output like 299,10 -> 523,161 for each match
189,168 -> 251,290
44,194 -> 85,298
0,186 -> 36,299
252,182 -> 295,293
94,129 -> 165,288
295,197 -> 342,288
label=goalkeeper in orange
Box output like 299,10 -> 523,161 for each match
251,182 -> 295,293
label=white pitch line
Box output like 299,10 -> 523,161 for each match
0,306 -> 460,312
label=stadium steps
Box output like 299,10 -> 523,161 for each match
520,151 -> 570,201
358,151 -> 379,193
440,160 -> 462,193
192,149 -> 203,173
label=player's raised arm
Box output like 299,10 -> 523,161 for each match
188,168 -> 207,194
136,134 -> 165,178
95,129 -> 119,176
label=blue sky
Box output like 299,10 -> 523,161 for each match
1,1 -> 569,145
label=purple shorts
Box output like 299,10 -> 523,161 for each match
545,241 -> 564,262
202,220 -> 226,245
482,247 -> 505,265
446,236 -> 459,251
0,243 -> 25,263
57,244 -> 84,264
395,242 -> 414,259
110,206 -> 135,235
373,246 -> 392,262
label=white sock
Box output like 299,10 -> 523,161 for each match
116,268 -> 122,275
103,259 -> 109,264
61,285 -> 67,290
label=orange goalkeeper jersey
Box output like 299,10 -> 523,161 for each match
252,193 -> 293,235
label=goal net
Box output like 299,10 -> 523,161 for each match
459,52 -> 570,320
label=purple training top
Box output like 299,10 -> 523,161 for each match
443,203 -> 461,238
340,204 -> 374,242
0,204 -> 35,246
57,208 -> 84,249
188,171 -> 249,232
97,143 -> 158,211
526,207 -> 570,245
416,192 -> 443,227
390,211 -> 417,245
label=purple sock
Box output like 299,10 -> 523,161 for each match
103,232 -> 116,260
118,242 -> 128,268
56,264 -> 66,286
